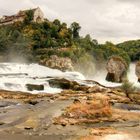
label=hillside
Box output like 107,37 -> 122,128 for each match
0,9 -> 139,67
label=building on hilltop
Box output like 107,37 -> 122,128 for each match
0,7 -> 44,26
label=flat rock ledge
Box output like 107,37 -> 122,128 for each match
0,80 -> 139,140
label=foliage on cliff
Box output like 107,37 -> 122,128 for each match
0,11 -> 139,64
117,40 -> 140,61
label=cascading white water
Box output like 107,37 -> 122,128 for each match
127,63 -> 140,87
0,63 -> 139,94
0,63 -> 85,94
91,63 -> 140,87
91,69 -> 122,87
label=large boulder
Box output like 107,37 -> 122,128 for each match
135,61 -> 140,82
106,56 -> 128,83
40,55 -> 73,71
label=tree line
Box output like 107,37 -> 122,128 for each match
0,10 -> 139,64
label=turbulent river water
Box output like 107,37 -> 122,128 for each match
92,63 -> 140,87
91,70 -> 121,87
0,63 -> 139,94
0,63 -> 85,94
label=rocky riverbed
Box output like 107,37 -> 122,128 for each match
0,79 -> 140,140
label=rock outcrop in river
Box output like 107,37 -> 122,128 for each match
106,56 -> 128,83
26,84 -> 44,91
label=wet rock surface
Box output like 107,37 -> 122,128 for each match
26,84 -> 44,91
48,78 -> 88,91
113,103 -> 140,111
0,80 -> 139,140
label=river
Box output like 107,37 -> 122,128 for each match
0,63 -> 139,93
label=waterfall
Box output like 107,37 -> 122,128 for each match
0,63 -> 85,94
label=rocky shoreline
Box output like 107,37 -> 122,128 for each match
0,78 -> 139,140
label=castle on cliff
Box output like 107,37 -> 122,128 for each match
0,7 -> 44,26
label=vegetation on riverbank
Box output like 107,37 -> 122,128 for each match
0,10 -> 139,65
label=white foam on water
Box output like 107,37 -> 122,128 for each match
127,63 -> 140,87
0,63 -> 86,94
91,63 -> 140,87
91,69 -> 121,87
0,63 -> 139,94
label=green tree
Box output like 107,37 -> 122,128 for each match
0,27 -> 10,52
70,22 -> 81,39
24,10 -> 34,25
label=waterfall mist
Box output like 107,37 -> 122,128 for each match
74,57 -> 140,88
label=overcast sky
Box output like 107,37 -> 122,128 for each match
0,0 -> 140,43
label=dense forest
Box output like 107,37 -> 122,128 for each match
0,10 -> 140,65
